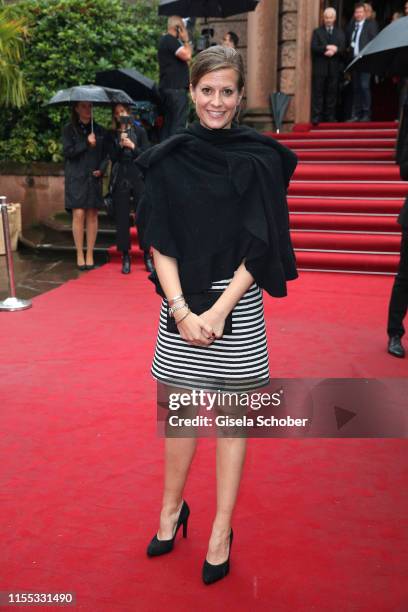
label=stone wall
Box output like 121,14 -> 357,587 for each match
0,164 -> 65,229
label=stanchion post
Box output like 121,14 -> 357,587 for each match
0,195 -> 32,311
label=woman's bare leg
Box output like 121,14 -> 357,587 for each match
155,385 -> 201,539
72,209 -> 85,266
85,208 -> 98,266
206,437 -> 247,563
157,436 -> 198,539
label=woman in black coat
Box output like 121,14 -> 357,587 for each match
107,104 -> 151,274
62,102 -> 108,270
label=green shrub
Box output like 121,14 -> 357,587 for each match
0,0 -> 165,162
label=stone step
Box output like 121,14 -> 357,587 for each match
20,225 -> 116,253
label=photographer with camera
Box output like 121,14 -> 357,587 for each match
158,16 -> 192,141
107,104 -> 151,274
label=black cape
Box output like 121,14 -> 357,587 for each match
135,120 -> 298,298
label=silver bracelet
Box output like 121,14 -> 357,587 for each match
169,302 -> 188,317
175,309 -> 191,325
168,293 -> 184,305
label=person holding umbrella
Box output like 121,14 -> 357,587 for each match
62,101 -> 108,270
106,103 -> 151,274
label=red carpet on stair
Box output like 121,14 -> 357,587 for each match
274,128 -> 398,140
289,181 -> 407,198
265,121 -> 407,275
274,137 -> 396,149
293,163 -> 399,181
293,121 -> 397,131
296,150 -> 395,162
290,213 -> 399,232
0,262 -> 407,611
289,196 -> 402,215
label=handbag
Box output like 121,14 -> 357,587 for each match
166,289 -> 233,335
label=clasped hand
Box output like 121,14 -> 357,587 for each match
324,44 -> 338,57
176,307 -> 226,346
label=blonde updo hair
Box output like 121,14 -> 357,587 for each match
190,45 -> 245,92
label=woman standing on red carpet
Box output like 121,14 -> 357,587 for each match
62,102 -> 108,270
136,45 -> 297,585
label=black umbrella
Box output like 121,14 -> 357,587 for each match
95,69 -> 160,104
346,16 -> 408,76
46,84 -> 133,130
270,92 -> 290,133
158,0 -> 260,18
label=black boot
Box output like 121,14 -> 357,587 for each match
388,335 -> 405,358
144,250 -> 154,273
122,252 -> 131,274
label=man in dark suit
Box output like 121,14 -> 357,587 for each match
311,7 -> 346,124
387,120 -> 408,358
346,2 -> 378,121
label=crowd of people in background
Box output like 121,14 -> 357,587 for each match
60,8 -> 408,358
62,102 -> 153,274
62,15 -> 241,277
311,1 -> 408,125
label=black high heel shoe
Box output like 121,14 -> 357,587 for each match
146,500 -> 190,557
202,528 -> 233,585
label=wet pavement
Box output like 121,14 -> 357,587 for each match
0,246 -> 108,300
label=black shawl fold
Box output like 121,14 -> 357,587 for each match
135,120 -> 298,298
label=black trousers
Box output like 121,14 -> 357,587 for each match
351,71 -> 371,119
113,176 -> 143,252
387,230 -> 408,338
159,88 -> 188,141
311,71 -> 339,120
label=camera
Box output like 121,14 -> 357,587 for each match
119,115 -> 132,130
196,27 -> 215,52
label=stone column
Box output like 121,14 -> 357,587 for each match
294,0 -> 321,123
278,0 -> 298,130
244,1 -> 279,130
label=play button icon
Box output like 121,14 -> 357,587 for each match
334,405 -> 357,430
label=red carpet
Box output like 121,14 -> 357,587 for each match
264,122 -> 407,275
294,121 -> 397,131
1,262 -> 407,611
274,138 -> 396,149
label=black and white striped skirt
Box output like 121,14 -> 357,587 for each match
151,278 -> 270,392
